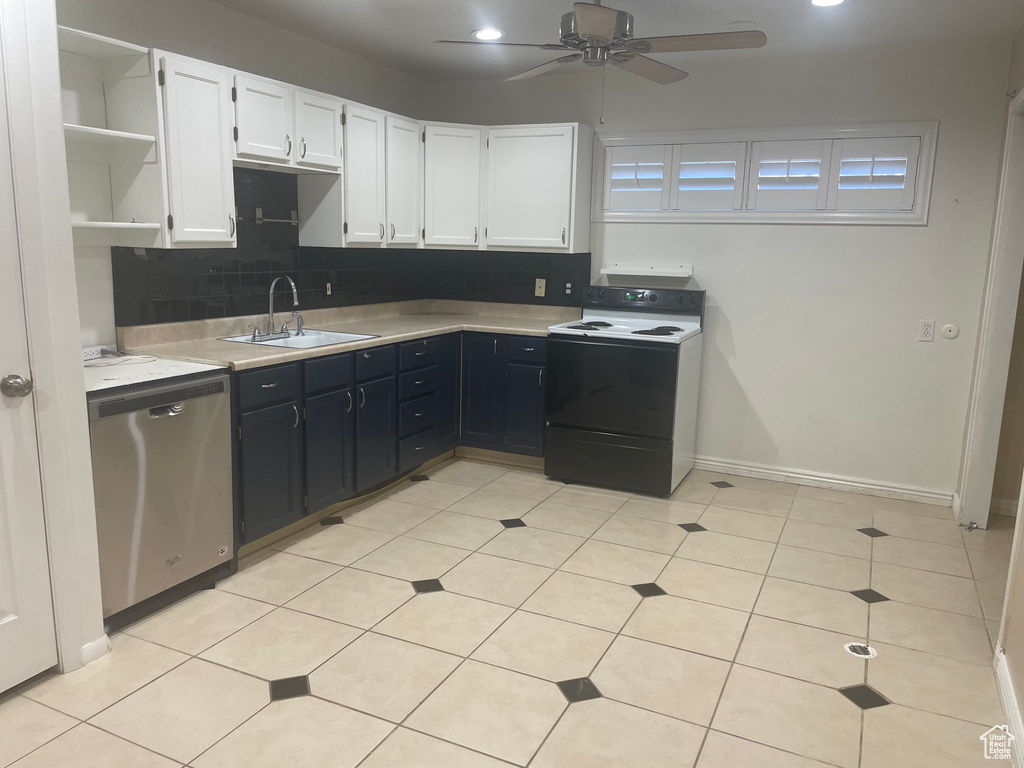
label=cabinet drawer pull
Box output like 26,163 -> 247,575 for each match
414,412 -> 425,417
261,382 -> 278,389
286,134 -> 292,157
415,445 -> 425,451
521,347 -> 535,352
359,387 -> 366,408
292,404 -> 299,428
415,351 -> 426,356
414,380 -> 425,385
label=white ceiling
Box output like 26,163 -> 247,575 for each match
208,0 -> 1024,83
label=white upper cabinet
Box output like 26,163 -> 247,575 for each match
159,54 -> 236,245
294,90 -> 343,170
486,124 -> 591,251
385,115 -> 421,245
343,103 -> 386,245
423,124 -> 482,247
233,75 -> 293,163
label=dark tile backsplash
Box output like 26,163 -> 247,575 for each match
111,169 -> 591,327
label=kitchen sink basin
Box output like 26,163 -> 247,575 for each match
220,329 -> 378,349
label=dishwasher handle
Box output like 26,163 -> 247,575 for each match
149,403 -> 185,419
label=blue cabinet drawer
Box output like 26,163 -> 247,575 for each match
356,345 -> 396,381
304,353 -> 353,393
398,427 -> 440,473
399,337 -> 441,371
237,363 -> 301,410
507,336 -> 546,364
398,364 -> 440,400
399,393 -> 439,436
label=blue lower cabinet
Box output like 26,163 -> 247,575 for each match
438,334 -> 460,449
461,333 -> 507,449
239,399 -> 303,543
355,375 -> 398,491
304,387 -> 355,512
506,363 -> 545,457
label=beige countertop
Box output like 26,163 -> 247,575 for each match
126,310 -> 571,371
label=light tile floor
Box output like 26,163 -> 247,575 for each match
1,461 -> 1016,767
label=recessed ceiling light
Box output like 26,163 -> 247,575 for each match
811,0 -> 844,5
472,28 -> 504,41
727,20 -> 758,30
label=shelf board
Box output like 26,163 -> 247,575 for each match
600,263 -> 694,279
72,221 -> 162,248
57,26 -> 149,60
64,124 -> 157,165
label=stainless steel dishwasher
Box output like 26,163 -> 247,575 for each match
88,373 -> 233,617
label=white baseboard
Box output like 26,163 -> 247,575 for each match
995,647 -> 1024,768
993,498 -> 1020,518
692,455 -> 954,506
78,634 -> 111,667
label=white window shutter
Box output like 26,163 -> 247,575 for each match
827,136 -> 921,211
603,145 -> 672,210
747,139 -> 831,211
670,142 -> 747,211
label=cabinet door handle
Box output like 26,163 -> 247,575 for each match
363,352 -> 371,358
359,387 -> 366,408
474,226 -> 478,244
346,390 -> 353,412
285,134 -> 292,156
391,223 -> 396,240
493,339 -> 497,355
380,223 -> 384,240
292,404 -> 299,428
229,214 -> 235,237
300,137 -> 307,158
539,369 -> 543,387
561,227 -> 566,245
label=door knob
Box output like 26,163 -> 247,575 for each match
1,374 -> 33,398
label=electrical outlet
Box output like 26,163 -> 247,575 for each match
535,278 -> 546,297
918,320 -> 935,342
326,282 -> 332,296
83,345 -> 116,361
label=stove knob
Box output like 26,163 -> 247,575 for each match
586,289 -> 595,300
690,294 -> 700,305
649,293 -> 659,303
598,289 -> 606,300
676,294 -> 686,304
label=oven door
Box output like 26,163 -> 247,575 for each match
545,336 -> 678,440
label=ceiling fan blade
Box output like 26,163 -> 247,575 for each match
505,54 -> 583,82
435,40 -> 569,50
609,53 -> 688,84
622,30 -> 767,54
573,2 -> 622,44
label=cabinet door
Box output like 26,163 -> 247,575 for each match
343,104 -> 386,245
295,90 -> 343,169
160,55 -> 236,245
461,334 -> 506,448
305,388 -> 355,512
486,125 -> 574,249
234,75 -> 293,163
424,125 -> 481,246
239,400 -> 303,543
356,376 -> 397,491
506,363 -> 545,456
438,333 -> 461,448
385,115 -> 421,245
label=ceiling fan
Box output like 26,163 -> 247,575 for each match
437,1 -> 767,84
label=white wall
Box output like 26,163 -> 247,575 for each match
420,41 -> 1010,497
56,0 -> 425,347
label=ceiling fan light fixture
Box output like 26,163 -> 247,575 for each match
811,0 -> 844,6
472,27 -> 504,41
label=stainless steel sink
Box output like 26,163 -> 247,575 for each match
220,329 -> 378,349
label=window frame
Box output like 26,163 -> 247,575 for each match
592,121 -> 938,225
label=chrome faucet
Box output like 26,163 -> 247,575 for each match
249,276 -> 302,341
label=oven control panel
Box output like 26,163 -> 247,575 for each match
583,287 -> 705,314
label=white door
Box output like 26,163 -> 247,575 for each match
487,125 -> 574,249
385,115 -> 421,245
343,104 -> 386,245
234,75 -> 294,163
0,49 -> 58,692
160,55 -> 236,246
424,124 -> 481,247
295,91 -> 343,170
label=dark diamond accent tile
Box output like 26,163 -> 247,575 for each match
270,676 -> 310,701
412,579 -> 445,594
838,684 -> 890,710
410,474 -> 430,482
500,518 -> 527,529
320,516 -> 344,526
850,588 -> 890,604
858,527 -> 889,538
679,523 -> 707,532
557,677 -> 603,703
710,481 -> 734,488
632,583 -> 667,598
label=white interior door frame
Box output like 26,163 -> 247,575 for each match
959,90 -> 1024,529
0,0 -> 108,673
